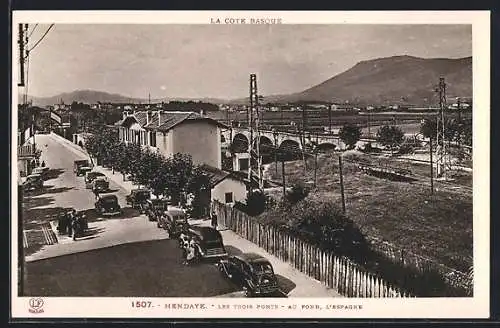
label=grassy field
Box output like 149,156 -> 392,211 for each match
265,152 -> 473,272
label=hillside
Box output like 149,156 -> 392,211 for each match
271,55 -> 472,105
24,55 -> 472,107
24,90 -> 231,107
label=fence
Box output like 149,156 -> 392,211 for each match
212,201 -> 412,298
365,235 -> 472,292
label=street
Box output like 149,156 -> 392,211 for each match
23,133 -> 340,298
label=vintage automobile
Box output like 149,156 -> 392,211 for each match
157,207 -> 189,237
186,226 -> 228,259
77,166 -> 93,177
217,253 -> 280,297
32,167 -> 49,179
74,159 -> 92,174
125,188 -> 151,212
92,177 -> 109,193
95,194 -> 122,216
85,171 -> 107,189
23,174 -> 43,192
144,198 -> 170,222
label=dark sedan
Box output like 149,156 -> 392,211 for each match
187,226 -> 228,259
217,253 -> 280,297
95,194 -> 122,216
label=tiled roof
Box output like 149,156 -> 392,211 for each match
116,110 -> 228,132
199,164 -> 231,187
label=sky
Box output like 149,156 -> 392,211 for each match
21,24 -> 472,99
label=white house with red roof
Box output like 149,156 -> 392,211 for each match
115,110 -> 227,169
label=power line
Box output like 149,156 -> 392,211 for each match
28,23 -> 38,38
27,24 -> 54,54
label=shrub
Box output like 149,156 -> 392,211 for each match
245,190 -> 267,216
285,184 -> 310,206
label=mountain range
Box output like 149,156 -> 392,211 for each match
24,55 -> 472,107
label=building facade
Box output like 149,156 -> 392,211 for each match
115,110 -> 226,169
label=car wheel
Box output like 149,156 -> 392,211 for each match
243,287 -> 252,297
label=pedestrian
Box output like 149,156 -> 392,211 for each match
57,213 -> 64,234
184,238 -> 197,266
67,209 -> 76,238
211,211 -> 218,230
93,187 -> 100,200
72,217 -> 78,241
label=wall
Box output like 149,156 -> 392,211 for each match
154,131 -> 173,158
172,121 -> 221,168
211,178 -> 247,205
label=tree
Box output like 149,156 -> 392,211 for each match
285,184 -> 310,206
339,124 -> 362,150
244,190 -> 267,216
377,125 -> 405,154
420,118 -> 437,140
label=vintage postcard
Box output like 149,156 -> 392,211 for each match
11,10 -> 490,319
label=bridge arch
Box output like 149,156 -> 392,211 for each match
231,133 -> 249,153
278,139 -> 302,161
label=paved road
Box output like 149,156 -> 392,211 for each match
24,133 -> 341,298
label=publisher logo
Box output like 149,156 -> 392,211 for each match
28,298 -> 44,314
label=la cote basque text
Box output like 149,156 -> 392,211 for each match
210,17 -> 282,24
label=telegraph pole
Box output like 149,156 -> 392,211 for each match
436,77 -> 447,178
247,74 -> 263,189
339,155 -> 346,214
281,158 -> 286,199
429,136 -> 434,195
328,104 -> 332,134
18,24 -> 25,87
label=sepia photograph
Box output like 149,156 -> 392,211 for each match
11,11 -> 490,319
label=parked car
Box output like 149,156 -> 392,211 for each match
32,167 -> 49,179
144,198 -> 170,221
85,171 -> 107,189
77,166 -> 93,177
157,207 -> 189,237
125,188 -> 151,212
23,174 -> 43,192
92,177 -> 109,193
74,159 -> 92,174
217,253 -> 279,297
186,226 -> 228,259
95,194 -> 122,216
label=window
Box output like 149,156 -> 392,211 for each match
150,131 -> 156,147
225,192 -> 233,204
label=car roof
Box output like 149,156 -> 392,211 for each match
87,171 -> 104,175
27,174 -> 41,178
100,194 -> 117,200
189,226 -> 221,239
166,208 -> 186,216
233,253 -> 269,263
132,188 -> 150,193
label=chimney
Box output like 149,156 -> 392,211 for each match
158,110 -> 162,127
146,111 -> 152,125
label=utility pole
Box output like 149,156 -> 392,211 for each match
328,104 -> 332,134
436,77 -> 447,178
273,129 -> 278,177
339,155 -> 346,214
247,74 -> 263,189
313,134 -> 318,189
281,158 -> 286,199
18,24 -> 25,87
429,136 -> 434,195
300,105 -> 308,171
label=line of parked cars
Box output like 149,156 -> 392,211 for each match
74,159 -> 122,217
73,159 -> 280,297
124,186 -> 280,297
22,166 -> 50,192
